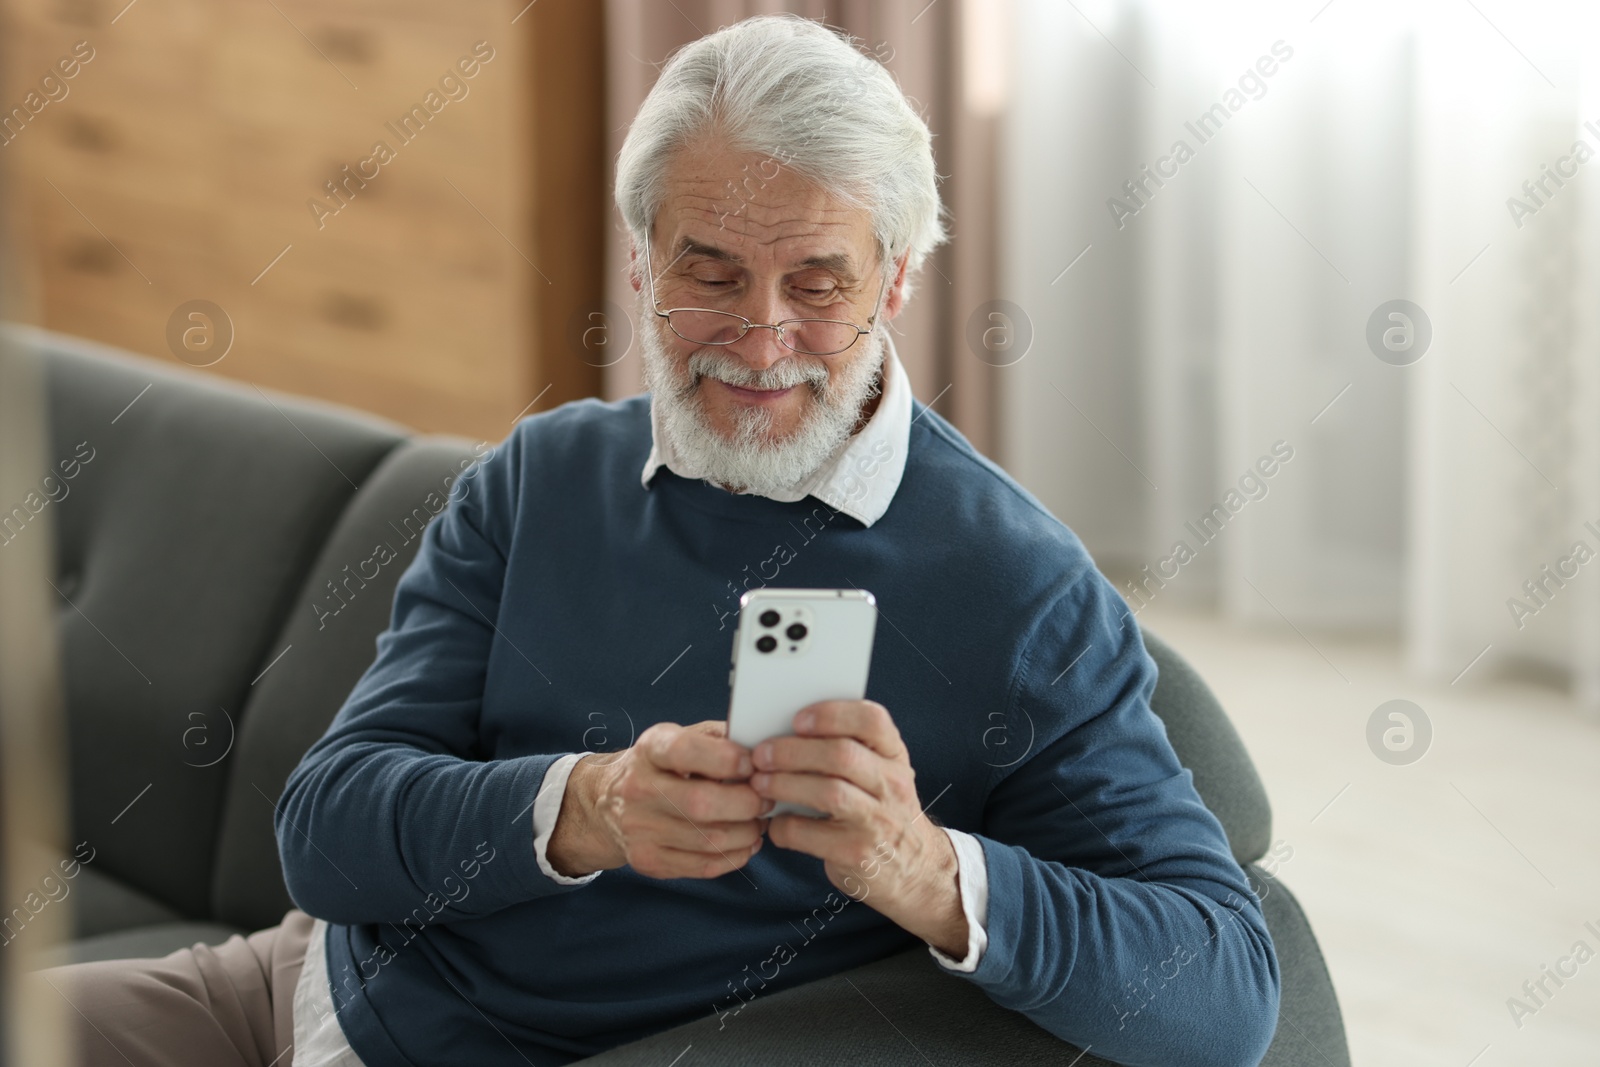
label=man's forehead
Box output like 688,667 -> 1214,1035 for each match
654,158 -> 875,275
665,233 -> 860,277
655,201 -> 875,277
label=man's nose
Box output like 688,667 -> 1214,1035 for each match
724,289 -> 793,369
725,323 -> 789,370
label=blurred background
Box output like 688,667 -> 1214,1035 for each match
3,0 -> 1597,1063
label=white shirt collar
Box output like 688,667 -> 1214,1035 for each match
640,333 -> 913,527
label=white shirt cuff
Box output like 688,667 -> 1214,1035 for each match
533,753 -> 603,885
927,827 -> 989,972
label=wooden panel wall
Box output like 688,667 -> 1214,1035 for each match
527,0 -> 608,417
1,0 -> 605,440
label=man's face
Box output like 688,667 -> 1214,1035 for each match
633,137 -> 906,494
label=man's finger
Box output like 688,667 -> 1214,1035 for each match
752,769 -> 873,821
763,808 -> 845,863
754,736 -> 886,799
644,722 -> 753,779
656,817 -> 766,855
794,700 -> 905,761
649,775 -> 768,824
636,840 -> 762,881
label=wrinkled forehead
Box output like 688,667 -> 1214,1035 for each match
650,139 -> 880,278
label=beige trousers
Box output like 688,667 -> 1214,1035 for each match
26,908 -> 313,1067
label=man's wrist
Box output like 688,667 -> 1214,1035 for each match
876,821 -> 967,957
547,755 -> 622,877
916,826 -> 970,959
928,827 -> 987,971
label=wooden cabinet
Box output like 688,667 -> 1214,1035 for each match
2,0 -> 604,439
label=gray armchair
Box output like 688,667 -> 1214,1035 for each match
20,325 -> 1347,1066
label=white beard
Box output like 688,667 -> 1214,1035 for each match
639,300 -> 886,497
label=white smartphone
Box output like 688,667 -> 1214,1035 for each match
725,587 -> 878,819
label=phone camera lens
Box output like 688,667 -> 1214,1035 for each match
785,623 -> 807,641
759,610 -> 781,628
756,635 -> 778,653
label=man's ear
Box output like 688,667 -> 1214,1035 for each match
882,251 -> 911,321
628,243 -> 642,293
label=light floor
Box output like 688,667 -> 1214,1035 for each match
1133,601 -> 1600,1067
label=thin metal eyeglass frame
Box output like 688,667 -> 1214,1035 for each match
641,230 -> 888,356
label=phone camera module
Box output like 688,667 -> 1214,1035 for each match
759,609 -> 781,628
785,623 -> 807,641
755,634 -> 778,653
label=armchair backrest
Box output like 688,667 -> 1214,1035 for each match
26,327 -> 476,931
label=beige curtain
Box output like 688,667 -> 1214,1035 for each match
602,0 -> 1004,459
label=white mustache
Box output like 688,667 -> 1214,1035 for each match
686,349 -> 830,393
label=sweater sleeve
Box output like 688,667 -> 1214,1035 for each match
954,568 -> 1281,1067
275,427 -> 594,925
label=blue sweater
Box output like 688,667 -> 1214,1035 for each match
277,393 -> 1280,1066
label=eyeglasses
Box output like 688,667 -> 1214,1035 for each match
641,230 -> 887,356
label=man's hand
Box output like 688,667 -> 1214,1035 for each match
749,700 -> 969,959
547,720 -> 775,880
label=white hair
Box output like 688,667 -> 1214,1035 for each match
615,12 -> 949,302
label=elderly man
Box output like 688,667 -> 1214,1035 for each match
34,13 -> 1278,1067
